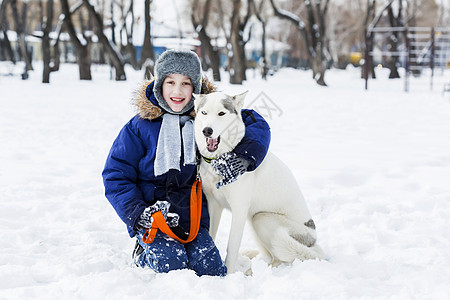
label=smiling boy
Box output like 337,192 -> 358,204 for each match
102,49 -> 271,276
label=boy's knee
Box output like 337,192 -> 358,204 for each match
189,246 -> 227,276
137,232 -> 189,273
147,249 -> 188,273
186,228 -> 227,276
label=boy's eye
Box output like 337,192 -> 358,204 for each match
218,112 -> 226,116
201,111 -> 207,115
165,81 -> 174,85
183,82 -> 192,86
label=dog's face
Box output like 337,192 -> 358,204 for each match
193,91 -> 247,158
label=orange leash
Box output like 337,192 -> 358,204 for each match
142,180 -> 202,244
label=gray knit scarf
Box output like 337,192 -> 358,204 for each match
154,114 -> 197,177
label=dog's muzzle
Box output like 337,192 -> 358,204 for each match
203,127 -> 220,152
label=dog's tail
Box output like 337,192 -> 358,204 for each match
271,230 -> 325,262
270,229 -> 325,263
252,213 -> 325,263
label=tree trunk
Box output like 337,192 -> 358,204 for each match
140,0 -> 155,74
0,30 -> 16,63
200,29 -> 221,81
260,23 -> 268,80
363,32 -> 377,79
191,0 -> 221,81
129,0 -> 138,69
250,0 -> 268,80
11,0 -> 33,79
42,0 -> 54,83
110,0 -> 116,46
0,0 -> 14,62
124,42 -> 138,70
50,12 -> 67,73
121,0 -> 139,70
362,0 -> 377,80
82,0 -> 126,80
386,4 -> 401,79
229,0 -> 249,84
60,0 -> 91,80
0,0 -> 11,32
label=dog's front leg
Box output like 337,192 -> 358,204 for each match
225,209 -> 248,274
207,199 -> 223,241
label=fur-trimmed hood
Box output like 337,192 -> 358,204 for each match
132,75 -> 217,120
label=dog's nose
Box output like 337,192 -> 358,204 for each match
202,127 -> 213,137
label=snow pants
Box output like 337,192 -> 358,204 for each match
135,226 -> 227,276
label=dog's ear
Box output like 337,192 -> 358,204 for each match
192,93 -> 203,111
233,91 -> 248,111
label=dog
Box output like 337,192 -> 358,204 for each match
193,91 -> 325,273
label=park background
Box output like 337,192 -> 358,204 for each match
1,0 -> 450,299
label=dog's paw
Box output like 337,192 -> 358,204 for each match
234,252 -> 253,275
241,249 -> 259,259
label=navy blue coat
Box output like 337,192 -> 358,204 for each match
102,81 -> 271,237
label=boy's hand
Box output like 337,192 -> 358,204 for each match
210,152 -> 250,189
137,201 -> 179,228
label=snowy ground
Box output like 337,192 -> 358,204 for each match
1,62 -> 450,300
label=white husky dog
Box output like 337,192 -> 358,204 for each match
193,91 -> 325,273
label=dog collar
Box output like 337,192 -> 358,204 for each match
201,156 -> 215,164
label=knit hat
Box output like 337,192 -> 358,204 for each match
153,49 -> 202,114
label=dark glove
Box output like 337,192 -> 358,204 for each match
137,200 -> 180,229
210,152 -> 250,189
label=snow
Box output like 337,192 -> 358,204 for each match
1,62 -> 450,299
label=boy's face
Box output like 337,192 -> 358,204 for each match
162,73 -> 194,113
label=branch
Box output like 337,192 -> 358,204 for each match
242,0 -> 252,29
269,0 -> 312,55
322,0 -> 330,16
367,0 -> 394,34
191,0 -> 200,30
250,0 -> 262,23
269,0 -> 305,30
318,0 -> 329,41
217,0 -> 230,42
60,0 -> 84,49
244,23 -> 253,45
70,0 -> 84,14
363,0 -> 376,28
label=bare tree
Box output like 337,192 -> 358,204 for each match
41,0 -> 55,83
386,0 -> 403,79
270,0 -> 330,86
250,0 -> 269,79
110,0 -> 116,46
60,0 -> 91,80
119,0 -> 139,70
0,29 -> 15,63
216,0 -> 231,73
10,0 -> 33,79
48,5 -> 69,73
363,0 -> 378,80
229,0 -> 252,84
0,0 -> 16,64
364,0 -> 395,82
140,0 -> 155,78
191,0 -> 221,81
326,1 -> 366,69
82,0 -> 126,80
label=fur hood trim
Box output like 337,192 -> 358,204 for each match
132,75 -> 217,120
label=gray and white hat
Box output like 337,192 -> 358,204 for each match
153,49 -> 202,114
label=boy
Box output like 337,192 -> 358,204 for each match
102,49 -> 270,276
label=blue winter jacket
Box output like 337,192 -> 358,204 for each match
102,80 -> 271,237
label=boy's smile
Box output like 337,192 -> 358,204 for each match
162,74 -> 194,113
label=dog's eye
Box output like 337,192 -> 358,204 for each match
218,112 -> 226,116
201,111 -> 207,115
